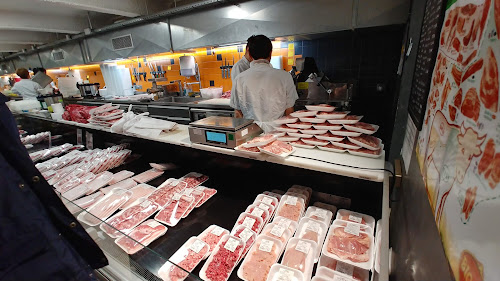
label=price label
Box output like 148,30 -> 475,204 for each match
77,129 -> 82,145
85,132 -> 93,149
295,240 -> 310,254
348,214 -> 362,223
313,209 -> 327,219
238,227 -> 254,243
172,193 -> 182,201
344,222 -> 361,236
285,196 -> 297,205
333,275 -> 352,281
270,225 -> 286,237
258,203 -> 270,211
189,240 -> 206,253
224,238 -> 239,252
276,218 -> 292,229
258,239 -> 274,253
241,217 -> 256,229
251,208 -> 264,218
195,186 -> 205,192
277,268 -> 294,281
335,261 -> 354,277
306,221 -> 321,233
210,226 -> 225,236
261,196 -> 274,205
140,200 -> 151,208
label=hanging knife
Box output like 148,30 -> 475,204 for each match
220,62 -> 224,79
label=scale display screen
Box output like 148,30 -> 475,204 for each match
205,131 -> 227,144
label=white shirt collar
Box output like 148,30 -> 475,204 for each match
250,59 -> 271,67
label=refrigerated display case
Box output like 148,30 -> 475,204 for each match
16,112 -> 391,281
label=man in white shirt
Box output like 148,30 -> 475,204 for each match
230,35 -> 298,132
230,36 -> 255,82
11,68 -> 41,100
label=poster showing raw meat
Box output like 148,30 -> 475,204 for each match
416,0 -> 500,279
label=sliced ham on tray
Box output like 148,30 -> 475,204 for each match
181,189 -> 204,218
348,135 -> 382,150
243,134 -> 277,148
115,219 -> 167,255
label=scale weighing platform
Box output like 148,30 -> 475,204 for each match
188,116 -> 263,148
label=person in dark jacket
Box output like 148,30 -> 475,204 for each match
0,92 -> 108,281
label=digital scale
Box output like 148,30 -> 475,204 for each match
188,116 -> 263,148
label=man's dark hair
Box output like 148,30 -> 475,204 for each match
33,67 -> 47,75
247,35 -> 272,60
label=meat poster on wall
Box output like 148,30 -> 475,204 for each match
416,0 -> 500,280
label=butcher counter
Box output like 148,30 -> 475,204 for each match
16,113 -> 391,281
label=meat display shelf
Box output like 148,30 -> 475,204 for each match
19,113 -> 386,182
17,114 -> 391,281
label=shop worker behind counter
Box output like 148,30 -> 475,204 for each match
0,92 -> 108,280
230,36 -> 255,81
230,35 -> 298,132
10,68 -> 42,100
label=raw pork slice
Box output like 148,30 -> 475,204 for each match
147,178 -> 186,207
115,219 -> 167,255
155,194 -> 194,226
158,237 -> 209,281
326,226 -> 372,263
259,140 -> 294,157
243,134 -> 277,147
179,172 -> 209,189
101,199 -> 159,238
181,189 -> 204,218
195,186 -> 217,207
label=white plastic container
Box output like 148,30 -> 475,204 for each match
238,235 -> 283,281
347,136 -> 382,151
275,195 -> 305,223
154,194 -> 195,227
258,141 -> 295,158
315,132 -> 344,142
181,189 -> 205,218
158,237 -> 210,281
288,132 -> 314,138
287,187 -> 310,203
118,183 -> 154,209
266,264 -> 305,281
252,201 -> 276,217
109,170 -> 135,185
305,104 -> 335,112
278,135 -> 300,142
318,143 -> 347,153
254,194 -> 279,208
280,238 -> 316,280
273,216 -> 299,234
343,123 -> 379,135
245,204 -> 271,224
315,266 -> 361,281
231,225 -> 257,262
287,122 -> 313,129
322,222 -> 374,270
268,131 -> 286,137
317,111 -> 350,120
77,188 -> 132,226
347,148 -> 383,158
131,168 -> 164,183
313,123 -> 343,131
199,235 -> 244,281
233,212 -> 265,233
313,202 -> 338,214
290,140 -> 315,149
115,219 -> 167,255
326,115 -> 363,125
290,110 -> 318,118
335,209 -> 376,231
299,117 -> 325,124
200,87 -> 223,98
85,171 -> 114,195
243,134 -> 278,148
198,225 -> 230,255
328,129 -> 363,137
299,129 -> 327,135
330,139 -> 361,150
261,222 -> 293,246
305,206 -> 333,225
234,143 -> 262,155
294,218 -> 327,262
302,137 -> 329,146
284,191 -> 308,204
318,256 -> 370,281
276,125 -> 299,133
263,191 -> 282,201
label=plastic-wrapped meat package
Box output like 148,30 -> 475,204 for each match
261,223 -> 292,245
195,186 -> 217,207
253,201 -> 275,218
262,191 -> 282,201
158,237 -> 210,281
304,206 -> 333,225
273,216 -> 299,234
42,170 -> 57,180
101,199 -> 159,238
109,170 -> 135,185
238,236 -> 283,281
58,172 -> 96,194
198,225 -> 230,254
48,166 -> 73,186
100,178 -> 138,195
296,218 -> 328,247
318,255 -> 368,281
254,194 -> 279,209
132,168 -> 164,183
245,204 -> 270,224
323,223 -> 374,270
266,264 -> 305,281
231,225 -> 257,262
119,183 -> 156,209
65,192 -> 104,214
181,189 -> 204,218
179,172 -> 209,189
62,184 -> 90,201
275,195 -> 305,222
199,235 -> 244,281
154,194 -> 194,227
115,219 -> 167,255
336,209 -> 375,231
85,171 -> 114,195
77,188 -> 132,226
147,179 -> 187,208
281,238 -> 316,279
233,213 -> 264,233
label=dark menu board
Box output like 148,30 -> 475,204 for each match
408,0 -> 447,130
